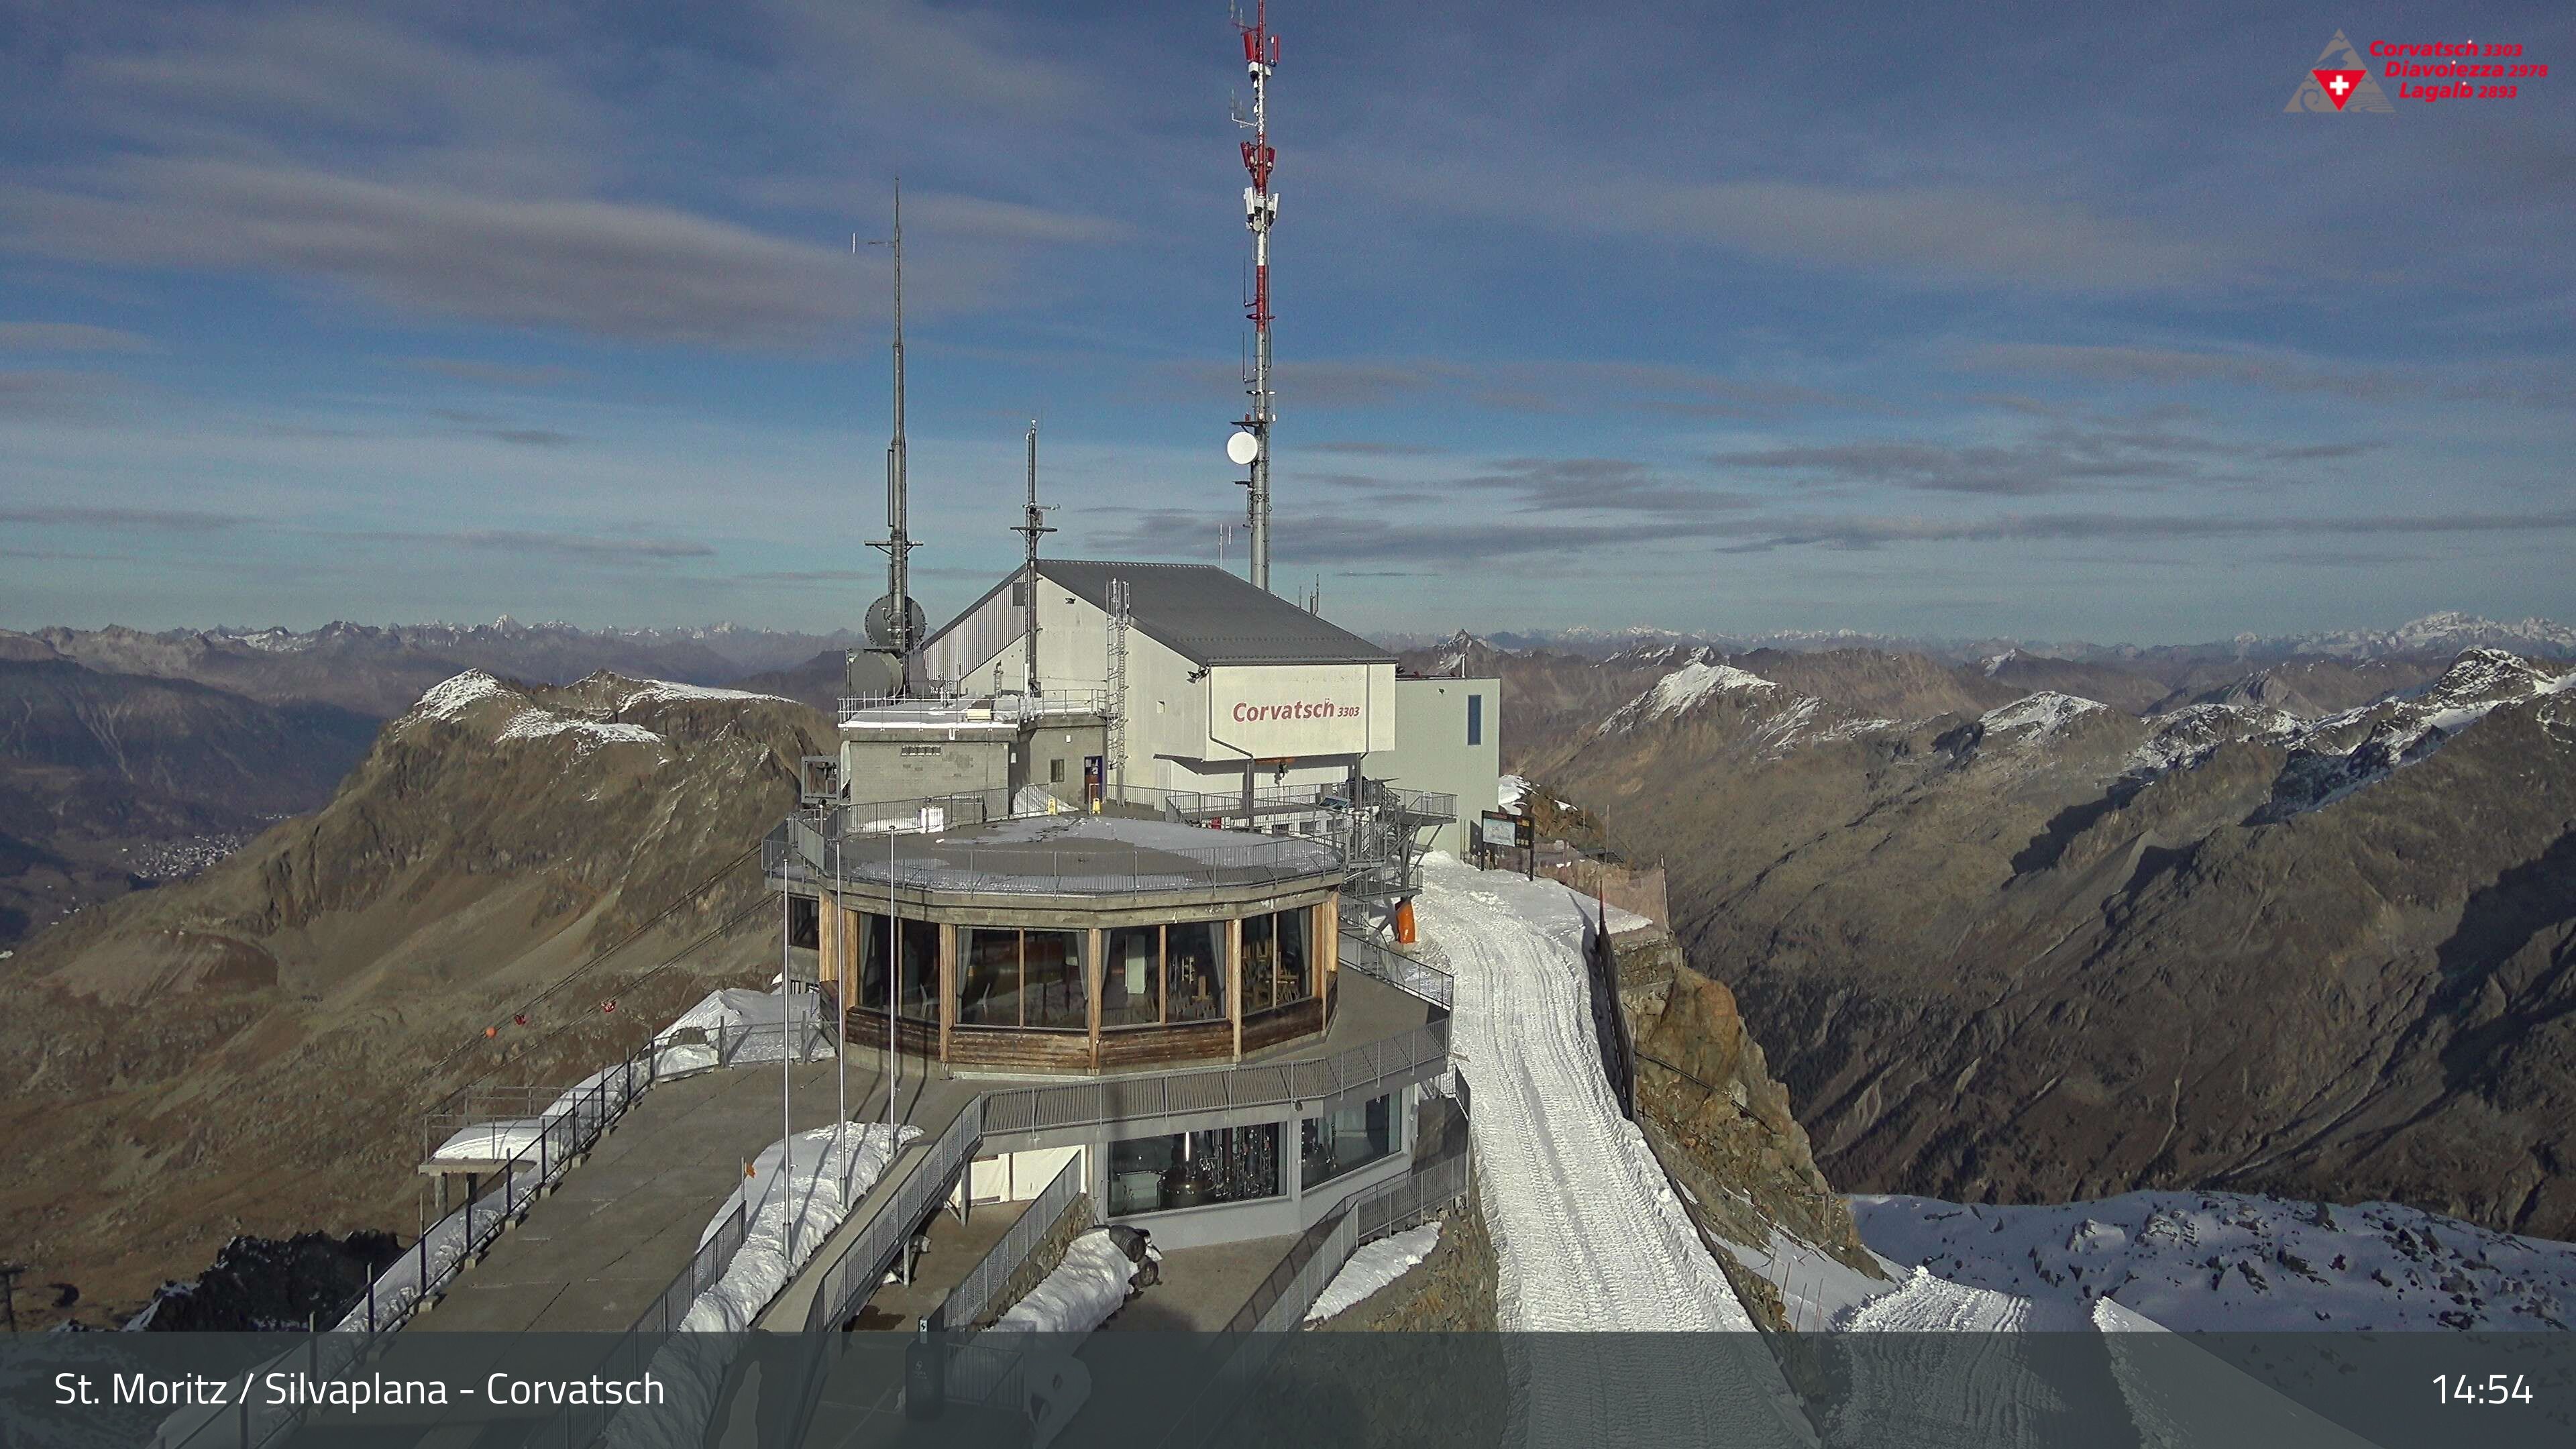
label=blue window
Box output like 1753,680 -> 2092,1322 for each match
1466,693 -> 1483,747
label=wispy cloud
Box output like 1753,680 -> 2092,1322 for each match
1715,507 -> 2576,553
0,369 -> 129,417
0,322 -> 158,354
1954,343 -> 2576,409
0,502 -> 239,529
405,357 -> 584,389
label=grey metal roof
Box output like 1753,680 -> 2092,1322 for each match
1037,560 -> 1396,667
921,559 -> 1393,669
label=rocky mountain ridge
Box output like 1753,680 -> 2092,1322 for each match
1525,641 -> 2576,1238
0,669 -> 826,1327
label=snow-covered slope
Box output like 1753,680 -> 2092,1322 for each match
1856,1191 -> 2576,1330
2261,649 -> 2575,816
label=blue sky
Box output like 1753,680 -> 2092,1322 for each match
1,0 -> 2570,644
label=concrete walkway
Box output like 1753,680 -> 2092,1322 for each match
1096,1234 -> 1297,1332
417,1055 -> 951,1334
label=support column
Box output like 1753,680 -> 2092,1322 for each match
839,907 -> 859,1031
1228,915 -> 1244,1061
1085,926 -> 1104,1069
938,922 -> 957,1064
816,902 -> 841,1022
1316,898 -> 1336,1004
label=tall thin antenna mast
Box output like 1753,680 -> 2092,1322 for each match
1232,1 -> 1280,593
1011,419 -> 1055,695
863,180 -> 919,694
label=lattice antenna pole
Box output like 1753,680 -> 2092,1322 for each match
1232,1 -> 1281,592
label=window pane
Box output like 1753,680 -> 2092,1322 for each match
1108,1123 -> 1281,1216
857,912 -> 892,1008
899,918 -> 939,1021
1023,929 -> 1086,1029
1467,693 -> 1483,746
1102,925 -> 1160,1026
959,927 -> 1020,1027
1165,920 -> 1225,1022
1242,913 -> 1276,1013
1301,1091 -> 1397,1189
1276,908 -> 1310,1007
1107,1134 -> 1179,1216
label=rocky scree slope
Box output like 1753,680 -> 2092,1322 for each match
1542,646 -> 2576,1238
0,671 -> 829,1328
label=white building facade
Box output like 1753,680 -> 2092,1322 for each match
920,560 -> 1399,804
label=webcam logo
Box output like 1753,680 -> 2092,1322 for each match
2288,30 -> 2394,111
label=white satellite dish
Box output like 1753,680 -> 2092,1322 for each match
1226,430 -> 1260,466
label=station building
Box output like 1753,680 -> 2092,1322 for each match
767,557 -> 1491,1249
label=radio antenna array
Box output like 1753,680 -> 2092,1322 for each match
1012,419 -> 1055,695
861,180 -> 920,692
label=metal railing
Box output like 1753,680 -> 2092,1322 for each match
1147,1119 -> 1476,1448
802,1099 -> 991,1334
978,1018 -> 1452,1136
637,1200 -> 751,1334
160,1039 -> 676,1449
838,687 -> 1110,727
769,830 -> 1344,898
930,1152 -> 1089,1332
1338,930 -> 1454,1012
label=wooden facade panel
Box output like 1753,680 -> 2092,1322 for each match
1242,996 -> 1326,1053
1096,1020 -> 1236,1069
845,1008 -> 940,1059
949,1028 -> 1093,1073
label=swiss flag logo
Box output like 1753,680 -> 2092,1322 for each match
2313,69 -> 2366,109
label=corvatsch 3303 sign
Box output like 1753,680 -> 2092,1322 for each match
1205,663 -> 1385,758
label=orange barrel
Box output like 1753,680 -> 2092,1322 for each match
1393,898 -> 1418,945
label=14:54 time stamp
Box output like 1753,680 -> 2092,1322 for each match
2434,1373 -> 2535,1406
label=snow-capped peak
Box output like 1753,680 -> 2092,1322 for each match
1605,659 -> 1780,731
1978,692 -> 2104,741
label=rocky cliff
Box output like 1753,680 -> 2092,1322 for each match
0,671 -> 828,1326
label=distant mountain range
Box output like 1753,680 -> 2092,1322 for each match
0,620 -> 860,949
1380,611 -> 2576,666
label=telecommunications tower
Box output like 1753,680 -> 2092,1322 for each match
1230,1 -> 1281,593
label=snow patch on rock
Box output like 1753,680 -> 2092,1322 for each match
1307,1222 -> 1442,1322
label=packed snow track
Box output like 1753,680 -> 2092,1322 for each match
1415,854 -> 1810,1447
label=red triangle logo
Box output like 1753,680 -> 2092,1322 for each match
2313,68 -> 2365,109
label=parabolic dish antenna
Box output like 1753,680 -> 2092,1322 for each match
864,594 -> 927,649
1226,430 -> 1260,466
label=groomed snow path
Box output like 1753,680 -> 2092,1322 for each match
1414,854 -> 1811,1447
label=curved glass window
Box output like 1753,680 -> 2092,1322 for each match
958,928 -> 1087,1029
1102,925 -> 1161,1026
1244,908 -> 1312,1015
1164,920 -> 1226,1022
855,913 -> 938,1021
1301,1091 -> 1396,1189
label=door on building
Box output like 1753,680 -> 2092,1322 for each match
1083,755 -> 1104,804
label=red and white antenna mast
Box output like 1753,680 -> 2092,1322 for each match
1232,0 -> 1280,592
